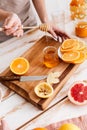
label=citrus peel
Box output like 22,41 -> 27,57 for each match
34,82 -> 53,98
47,72 -> 60,85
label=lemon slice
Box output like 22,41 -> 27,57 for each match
34,82 -> 53,98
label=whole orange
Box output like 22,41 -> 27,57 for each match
33,128 -> 47,130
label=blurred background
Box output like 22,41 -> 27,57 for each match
32,0 -> 70,23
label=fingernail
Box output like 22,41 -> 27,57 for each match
53,37 -> 57,41
4,25 -> 8,28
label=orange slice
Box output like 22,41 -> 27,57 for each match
72,51 -> 86,64
77,41 -> 86,51
61,39 -> 79,50
61,41 -> 80,53
83,47 -> 87,58
34,82 -> 53,98
10,57 -> 29,75
62,51 -> 80,62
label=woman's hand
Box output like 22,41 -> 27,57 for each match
3,13 -> 23,37
0,120 -> 11,130
43,23 -> 70,43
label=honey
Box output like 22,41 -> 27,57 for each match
43,46 -> 59,68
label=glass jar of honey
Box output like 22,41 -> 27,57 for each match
70,0 -> 87,20
43,46 -> 59,68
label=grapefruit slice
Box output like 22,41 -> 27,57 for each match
34,82 -> 53,98
68,81 -> 87,105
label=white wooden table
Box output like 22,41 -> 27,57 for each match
0,16 -> 87,130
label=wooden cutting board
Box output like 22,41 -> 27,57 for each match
0,36 -> 79,110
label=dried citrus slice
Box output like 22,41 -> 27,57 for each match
70,4 -> 86,20
61,39 -> 80,50
62,51 -> 80,62
68,81 -> 87,105
70,5 -> 78,12
10,57 -> 29,75
34,82 -> 53,98
75,12 -> 86,19
70,0 -> 85,6
72,51 -> 86,64
58,123 -> 80,130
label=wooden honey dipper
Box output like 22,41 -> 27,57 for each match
0,23 -> 50,32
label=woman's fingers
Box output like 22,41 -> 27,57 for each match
48,27 -> 58,40
46,23 -> 70,43
4,23 -> 19,35
13,28 -> 23,37
0,120 -> 11,130
3,13 -> 23,37
4,13 -> 21,28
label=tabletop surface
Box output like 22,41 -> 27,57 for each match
0,2 -> 87,130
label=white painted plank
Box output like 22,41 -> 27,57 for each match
20,100 -> 87,130
0,94 -> 42,130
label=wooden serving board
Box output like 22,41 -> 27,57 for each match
0,36 -> 79,110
